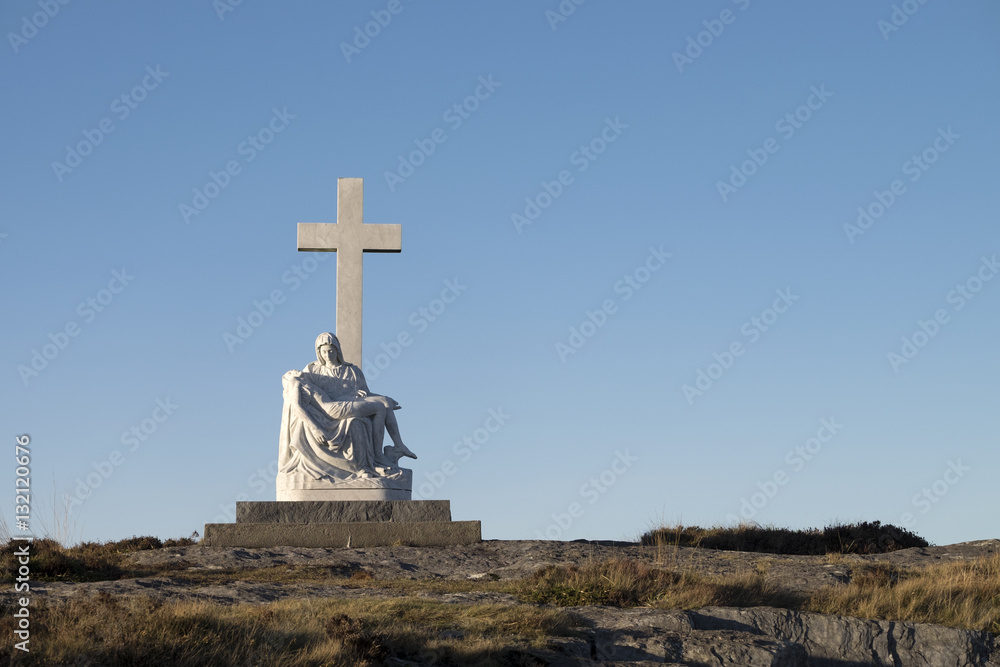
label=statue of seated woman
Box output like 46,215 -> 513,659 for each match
278,332 -> 416,487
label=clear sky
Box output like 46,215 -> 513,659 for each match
2,1 -> 998,547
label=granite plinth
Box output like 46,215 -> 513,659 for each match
202,520 -> 481,548
237,500 -> 451,524
204,498 -> 478,548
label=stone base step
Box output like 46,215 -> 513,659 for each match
202,520 -> 481,548
236,500 -> 451,524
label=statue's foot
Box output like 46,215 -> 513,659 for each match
394,443 -> 418,460
381,445 -> 416,467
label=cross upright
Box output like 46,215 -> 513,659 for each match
297,178 -> 401,365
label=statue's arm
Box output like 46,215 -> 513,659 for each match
353,366 -> 401,410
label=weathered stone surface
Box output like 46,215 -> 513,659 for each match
236,500 -> 451,524
202,520 -> 480,548
690,606 -> 999,666
568,607 -> 808,665
126,539 -> 998,594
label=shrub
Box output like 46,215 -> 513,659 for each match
0,535 -> 183,583
640,521 -> 928,555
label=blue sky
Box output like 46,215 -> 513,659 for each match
2,1 -> 998,546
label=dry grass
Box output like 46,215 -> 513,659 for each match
0,595 -> 575,666
519,557 -> 802,610
525,555 -> 1000,633
807,553 -> 1000,633
520,554 -> 1000,633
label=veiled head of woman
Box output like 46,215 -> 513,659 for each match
314,332 -> 345,366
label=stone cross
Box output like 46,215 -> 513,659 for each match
297,178 -> 401,364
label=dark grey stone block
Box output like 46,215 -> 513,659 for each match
236,500 -> 451,524
202,520 -> 481,548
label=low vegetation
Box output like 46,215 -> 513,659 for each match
806,554 -> 1000,634
640,520 -> 929,555
521,554 -> 1000,634
521,558 -> 802,610
0,535 -> 196,583
3,524 -> 995,665
0,596 -> 573,666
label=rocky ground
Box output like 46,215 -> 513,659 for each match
22,538 -> 1000,665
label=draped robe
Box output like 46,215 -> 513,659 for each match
277,361 -> 378,480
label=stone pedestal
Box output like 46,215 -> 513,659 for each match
203,499 -> 480,548
276,468 -> 412,501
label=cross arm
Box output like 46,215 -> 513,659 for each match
297,222 -> 402,253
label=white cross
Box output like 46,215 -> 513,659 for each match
297,178 -> 401,364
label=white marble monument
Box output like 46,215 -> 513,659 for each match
277,179 -> 416,501
203,178 -> 481,547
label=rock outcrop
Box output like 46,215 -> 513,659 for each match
535,606 -> 998,666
